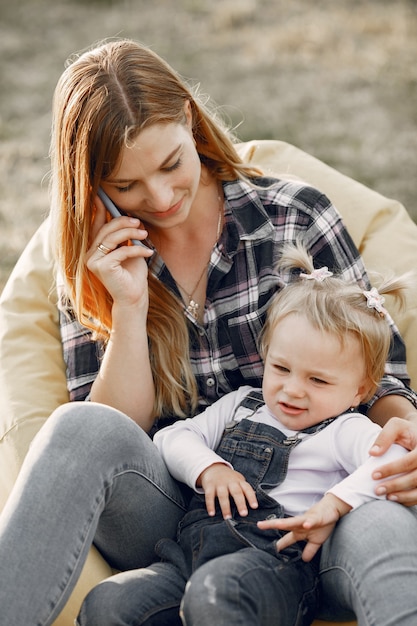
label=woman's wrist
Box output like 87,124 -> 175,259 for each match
368,394 -> 417,427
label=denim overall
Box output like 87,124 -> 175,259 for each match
151,391 -> 335,625
173,390 -> 333,576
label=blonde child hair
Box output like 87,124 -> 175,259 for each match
49,39 -> 261,419
259,242 -> 413,401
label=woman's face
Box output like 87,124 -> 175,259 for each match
100,103 -> 202,230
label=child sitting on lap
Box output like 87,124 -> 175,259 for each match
78,242 -> 412,626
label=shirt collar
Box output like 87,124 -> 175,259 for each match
221,178 -> 275,257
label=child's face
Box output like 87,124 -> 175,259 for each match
262,313 -> 369,430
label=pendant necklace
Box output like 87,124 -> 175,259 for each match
177,192 -> 223,321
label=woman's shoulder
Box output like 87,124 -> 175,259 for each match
224,175 -> 333,216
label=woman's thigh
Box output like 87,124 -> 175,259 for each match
0,402 -> 188,625
317,500 -> 417,626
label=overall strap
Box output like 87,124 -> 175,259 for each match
234,389 -> 265,414
301,415 -> 339,435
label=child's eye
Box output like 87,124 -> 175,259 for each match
311,377 -> 328,385
274,365 -> 289,374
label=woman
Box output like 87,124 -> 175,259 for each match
1,38 -> 417,625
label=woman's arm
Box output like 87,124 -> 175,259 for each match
89,299 -> 155,430
368,394 -> 417,427
80,197 -> 156,429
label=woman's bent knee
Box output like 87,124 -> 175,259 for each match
33,402 -> 148,468
47,401 -> 139,441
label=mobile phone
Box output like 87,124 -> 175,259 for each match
97,187 -> 149,249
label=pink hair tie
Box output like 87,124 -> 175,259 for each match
300,267 -> 333,282
363,287 -> 386,317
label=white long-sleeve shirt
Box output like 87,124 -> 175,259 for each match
154,386 -> 407,516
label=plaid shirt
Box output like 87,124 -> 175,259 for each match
60,177 -> 417,418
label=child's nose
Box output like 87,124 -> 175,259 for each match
283,376 -> 305,398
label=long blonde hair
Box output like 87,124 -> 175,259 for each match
49,39 -> 261,419
259,242 -> 413,400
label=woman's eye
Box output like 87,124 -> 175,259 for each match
164,158 -> 182,172
116,184 -> 133,193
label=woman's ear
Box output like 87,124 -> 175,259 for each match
184,100 -> 192,128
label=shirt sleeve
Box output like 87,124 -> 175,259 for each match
153,387 -> 250,489
59,307 -> 102,401
328,443 -> 408,508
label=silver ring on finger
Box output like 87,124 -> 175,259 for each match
97,242 -> 113,255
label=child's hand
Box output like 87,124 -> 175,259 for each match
257,494 -> 351,562
198,463 -> 258,519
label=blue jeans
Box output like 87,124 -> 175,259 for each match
78,547 -> 318,626
0,402 -> 188,625
79,409 -> 323,626
78,413 -> 417,626
1,402 -> 417,625
318,499 -> 417,625
78,501 -> 417,626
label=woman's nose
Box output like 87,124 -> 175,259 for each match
145,181 -> 173,212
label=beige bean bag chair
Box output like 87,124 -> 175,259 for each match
3,139 -> 417,625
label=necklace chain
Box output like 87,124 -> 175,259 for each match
177,191 -> 223,320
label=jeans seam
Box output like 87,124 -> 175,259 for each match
319,564 -> 369,626
112,468 -> 188,511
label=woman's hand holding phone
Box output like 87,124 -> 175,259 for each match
97,188 -> 150,249
86,189 -> 153,309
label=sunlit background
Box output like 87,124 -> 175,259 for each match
1,0 -> 416,290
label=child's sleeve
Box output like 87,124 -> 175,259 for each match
327,443 -> 408,509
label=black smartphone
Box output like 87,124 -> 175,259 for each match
97,187 -> 149,249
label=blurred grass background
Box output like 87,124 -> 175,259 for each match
1,0 -> 416,291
